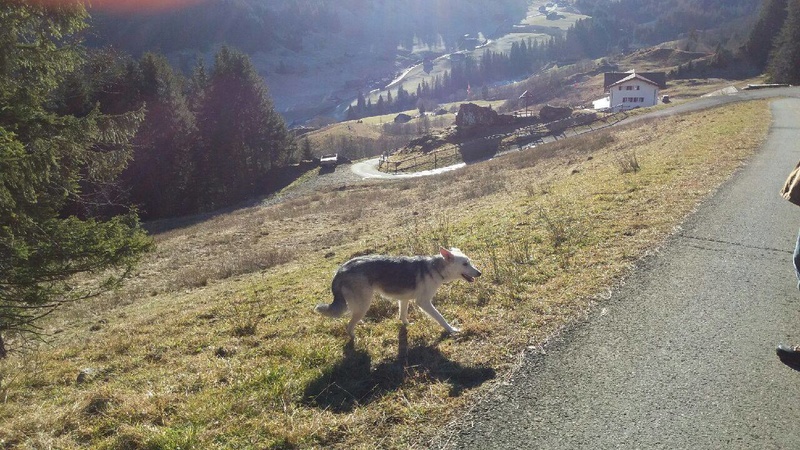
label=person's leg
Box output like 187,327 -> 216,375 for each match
793,229 -> 800,288
777,229 -> 800,369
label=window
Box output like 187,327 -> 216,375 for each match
623,97 -> 645,103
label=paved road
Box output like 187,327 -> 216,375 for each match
351,158 -> 465,179
437,93 -> 800,449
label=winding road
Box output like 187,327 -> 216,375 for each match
351,158 -> 465,179
430,88 -> 800,449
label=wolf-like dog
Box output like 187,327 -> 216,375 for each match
315,247 -> 482,338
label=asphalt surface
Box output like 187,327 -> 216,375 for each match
436,92 -> 800,449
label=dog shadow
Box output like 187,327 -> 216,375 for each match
301,327 -> 495,413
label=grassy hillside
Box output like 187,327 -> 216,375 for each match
0,100 -> 770,448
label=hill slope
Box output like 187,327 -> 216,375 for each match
0,96 -> 772,448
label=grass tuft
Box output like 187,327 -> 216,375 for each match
615,150 -> 641,174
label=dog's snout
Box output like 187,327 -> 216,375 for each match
475,269 -> 482,277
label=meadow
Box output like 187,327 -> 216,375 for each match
0,100 -> 770,449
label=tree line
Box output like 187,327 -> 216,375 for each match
346,36 -> 565,120
89,0 -> 529,58
0,1 -> 295,355
571,0 -> 760,56
60,45 -> 293,220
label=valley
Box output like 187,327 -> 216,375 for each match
5,0 -> 799,448
223,0 -> 585,123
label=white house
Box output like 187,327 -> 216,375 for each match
608,72 -> 661,111
594,71 -> 666,112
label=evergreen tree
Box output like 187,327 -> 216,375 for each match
743,0 -> 789,69
768,0 -> 800,83
0,1 -> 152,356
346,105 -> 357,121
187,57 -> 209,113
300,136 -> 314,160
194,46 -> 291,208
356,90 -> 366,118
396,85 -> 410,110
123,53 -> 196,218
53,49 -> 143,218
376,94 -> 385,115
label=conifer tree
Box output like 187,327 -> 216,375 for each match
768,0 -> 800,84
123,53 -> 196,218
743,0 -> 789,69
194,45 -> 291,208
356,90 -> 366,118
0,1 -> 152,356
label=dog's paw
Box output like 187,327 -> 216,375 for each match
448,327 -> 461,334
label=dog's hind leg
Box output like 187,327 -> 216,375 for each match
398,299 -> 410,325
345,285 -> 372,339
346,306 -> 368,339
416,296 -> 459,333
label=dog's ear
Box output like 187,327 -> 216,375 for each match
440,247 -> 455,262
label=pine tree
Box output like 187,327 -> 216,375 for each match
376,94 -> 385,115
300,136 -> 314,160
187,57 -> 209,113
194,45 -> 291,208
768,0 -> 800,84
123,53 -> 196,218
396,85 -> 409,110
356,90 -> 366,118
0,1 -> 152,356
743,0 -> 789,69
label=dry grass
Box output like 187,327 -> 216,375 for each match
0,100 -> 770,449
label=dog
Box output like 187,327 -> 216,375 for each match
315,247 -> 482,338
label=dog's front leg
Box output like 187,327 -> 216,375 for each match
416,296 -> 460,333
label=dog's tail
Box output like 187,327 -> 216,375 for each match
314,276 -> 348,318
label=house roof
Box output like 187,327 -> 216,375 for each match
604,71 -> 666,89
608,72 -> 662,89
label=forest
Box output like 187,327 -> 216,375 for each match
87,0 -> 530,55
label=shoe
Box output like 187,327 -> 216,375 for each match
776,344 -> 800,370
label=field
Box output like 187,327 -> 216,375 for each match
0,98 -> 771,448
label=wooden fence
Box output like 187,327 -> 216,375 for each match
379,145 -> 463,173
382,111 -> 630,174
